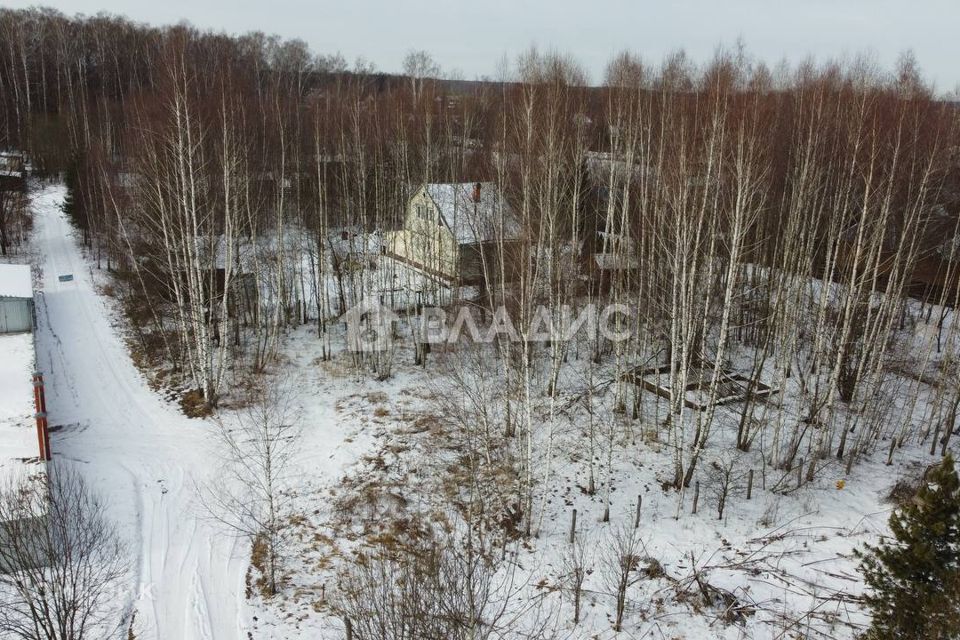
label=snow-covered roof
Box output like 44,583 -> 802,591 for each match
0,152 -> 26,178
0,264 -> 32,299
591,231 -> 638,271
594,252 -> 639,271
423,183 -> 520,245
327,227 -> 382,260
585,151 -> 656,183
0,332 -> 44,496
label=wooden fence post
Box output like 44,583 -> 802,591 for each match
569,509 -> 577,544
747,469 -> 754,500
634,495 -> 642,529
692,482 -> 700,515
797,458 -> 804,489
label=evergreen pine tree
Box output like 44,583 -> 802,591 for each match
857,454 -> 960,639
61,165 -> 77,217
62,156 -> 89,245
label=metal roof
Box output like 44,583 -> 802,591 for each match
0,264 -> 32,299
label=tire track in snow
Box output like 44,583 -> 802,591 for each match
31,184 -> 247,640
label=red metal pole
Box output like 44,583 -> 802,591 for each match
36,373 -> 47,413
35,411 -> 47,460
33,373 -> 51,461
42,414 -> 51,461
32,374 -> 42,413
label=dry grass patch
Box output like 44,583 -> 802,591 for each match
364,391 -> 388,404
317,358 -> 353,379
179,389 -> 212,418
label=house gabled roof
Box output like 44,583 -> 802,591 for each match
423,183 -> 521,245
0,264 -> 32,299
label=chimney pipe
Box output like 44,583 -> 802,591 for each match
472,182 -> 481,203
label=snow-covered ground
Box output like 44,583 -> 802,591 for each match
32,184 -> 248,640
28,181 -> 382,640
0,331 -> 42,490
22,180 -> 956,639
249,338 -> 916,639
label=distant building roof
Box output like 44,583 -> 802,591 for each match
0,264 -> 32,299
423,182 -> 520,244
593,231 -> 639,271
0,152 -> 26,178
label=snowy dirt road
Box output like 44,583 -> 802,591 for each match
31,183 -> 249,640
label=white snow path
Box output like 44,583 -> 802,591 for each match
31,184 -> 249,640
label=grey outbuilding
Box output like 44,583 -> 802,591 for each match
0,264 -> 34,334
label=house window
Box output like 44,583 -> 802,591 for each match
416,204 -> 430,221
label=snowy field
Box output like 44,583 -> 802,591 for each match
21,181 -> 955,639
0,331 -> 42,490
238,332 -> 926,639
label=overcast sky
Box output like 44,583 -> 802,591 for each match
7,0 -> 959,91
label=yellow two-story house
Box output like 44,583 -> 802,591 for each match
385,182 -> 520,285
